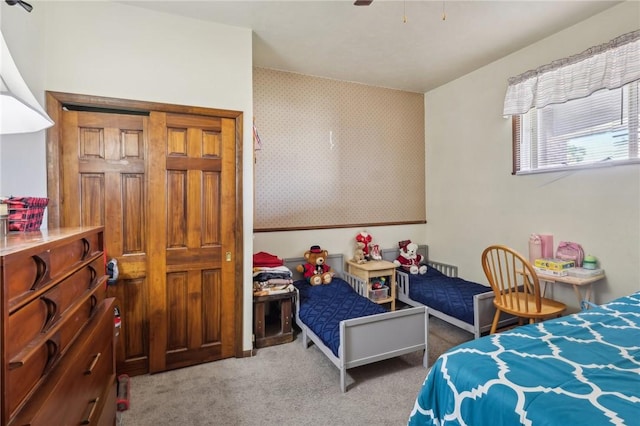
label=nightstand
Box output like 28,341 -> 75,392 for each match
253,291 -> 295,348
346,260 -> 396,311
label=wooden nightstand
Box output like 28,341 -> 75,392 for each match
346,260 -> 396,311
253,291 -> 295,348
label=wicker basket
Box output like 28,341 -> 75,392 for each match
5,197 -> 49,231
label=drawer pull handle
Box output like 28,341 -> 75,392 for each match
85,352 -> 101,375
82,237 -> 91,259
80,397 -> 100,424
31,253 -> 51,290
42,296 -> 58,330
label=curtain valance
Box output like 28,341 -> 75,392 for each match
503,30 -> 640,116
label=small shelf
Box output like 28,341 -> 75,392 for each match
346,260 -> 396,311
253,291 -> 295,348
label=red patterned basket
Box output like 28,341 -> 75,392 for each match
5,197 -> 49,231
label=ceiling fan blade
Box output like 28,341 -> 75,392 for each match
354,0 -> 373,6
5,0 -> 33,13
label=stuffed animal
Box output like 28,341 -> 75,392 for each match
393,240 -> 427,274
370,244 -> 382,261
356,231 -> 373,259
297,245 -> 334,285
352,241 -> 366,264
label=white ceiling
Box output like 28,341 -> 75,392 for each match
120,0 -> 622,93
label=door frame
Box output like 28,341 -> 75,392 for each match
45,91 -> 245,359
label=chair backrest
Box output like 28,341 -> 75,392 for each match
481,245 -> 542,314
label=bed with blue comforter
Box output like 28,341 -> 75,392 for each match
385,245 -> 513,338
404,267 -> 488,326
284,254 -> 429,393
408,291 -> 640,425
294,277 -> 386,356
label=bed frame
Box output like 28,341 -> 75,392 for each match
284,254 -> 428,393
382,245 -> 514,339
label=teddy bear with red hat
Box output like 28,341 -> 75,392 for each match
393,240 -> 427,274
297,245 -> 334,285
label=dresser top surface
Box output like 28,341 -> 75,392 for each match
0,226 -> 103,256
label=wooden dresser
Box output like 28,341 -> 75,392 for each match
0,227 -> 116,426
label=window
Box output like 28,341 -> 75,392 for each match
513,81 -> 639,174
504,30 -> 640,175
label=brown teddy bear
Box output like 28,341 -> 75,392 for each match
352,241 -> 366,264
297,245 -> 334,285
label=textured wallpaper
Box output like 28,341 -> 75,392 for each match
253,68 -> 425,230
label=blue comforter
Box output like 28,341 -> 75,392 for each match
294,278 -> 387,357
408,267 -> 490,325
408,291 -> 640,425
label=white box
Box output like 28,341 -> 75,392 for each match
567,268 -> 604,278
534,267 -> 568,277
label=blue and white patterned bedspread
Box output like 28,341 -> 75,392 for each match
408,291 -> 640,425
408,267 -> 490,325
295,278 -> 386,357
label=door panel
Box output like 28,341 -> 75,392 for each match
60,110 -> 149,375
148,112 -> 236,373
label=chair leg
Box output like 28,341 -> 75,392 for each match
490,308 -> 501,334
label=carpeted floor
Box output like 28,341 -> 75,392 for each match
118,316 -> 472,426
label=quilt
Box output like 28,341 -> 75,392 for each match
408,267 -> 490,325
294,278 -> 386,357
408,291 -> 640,425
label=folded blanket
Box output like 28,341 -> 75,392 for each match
253,251 -> 284,267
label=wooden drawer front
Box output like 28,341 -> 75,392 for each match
7,281 -> 107,417
7,257 -> 104,358
10,298 -> 115,426
6,298 -> 48,359
4,234 -> 103,310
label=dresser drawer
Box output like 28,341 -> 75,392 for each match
7,257 -> 105,359
10,298 -> 116,426
6,280 -> 108,417
4,233 -> 103,310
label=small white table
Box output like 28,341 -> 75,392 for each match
536,272 -> 605,309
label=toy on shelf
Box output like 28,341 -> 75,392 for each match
356,231 -> 373,260
352,241 -> 366,264
370,244 -> 382,260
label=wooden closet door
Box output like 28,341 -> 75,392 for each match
60,110 -> 149,375
147,112 -> 237,372
52,94 -> 241,376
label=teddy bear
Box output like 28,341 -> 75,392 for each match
352,241 -> 366,264
393,240 -> 427,274
297,245 -> 334,285
356,231 -> 373,259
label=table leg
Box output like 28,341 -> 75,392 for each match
280,298 -> 292,333
572,284 -> 583,308
254,301 -> 265,340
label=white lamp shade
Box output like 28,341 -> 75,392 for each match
0,31 -> 54,135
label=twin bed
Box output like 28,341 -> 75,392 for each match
284,254 -> 428,392
382,245 -> 514,338
408,290 -> 640,425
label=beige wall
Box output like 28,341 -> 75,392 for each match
425,1 -> 640,311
